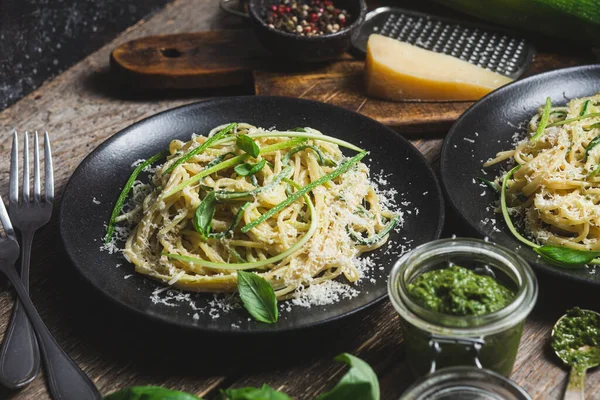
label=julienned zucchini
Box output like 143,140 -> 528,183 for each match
433,0 -> 600,45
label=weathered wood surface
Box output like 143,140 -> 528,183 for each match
110,30 -> 272,89
0,0 -> 598,399
110,26 -> 592,133
254,49 -> 591,133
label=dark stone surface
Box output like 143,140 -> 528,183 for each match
0,0 -> 172,111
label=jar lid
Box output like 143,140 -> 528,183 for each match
399,366 -> 532,400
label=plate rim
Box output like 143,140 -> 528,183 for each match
440,64 -> 600,286
59,95 -> 446,333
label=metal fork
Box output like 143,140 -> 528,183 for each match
0,194 -> 101,399
0,132 -> 51,388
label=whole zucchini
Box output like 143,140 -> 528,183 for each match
433,0 -> 600,45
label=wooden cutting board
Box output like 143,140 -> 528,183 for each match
111,29 -> 592,132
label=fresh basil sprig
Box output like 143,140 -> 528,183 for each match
237,271 -> 278,324
317,353 -> 380,400
221,384 -> 291,400
235,160 -> 267,177
236,135 -> 260,158
104,354 -> 379,400
534,246 -> 600,268
103,386 -> 202,400
193,191 -> 217,237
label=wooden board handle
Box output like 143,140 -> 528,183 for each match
110,30 -> 270,89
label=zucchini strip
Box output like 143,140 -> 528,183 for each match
163,138 -> 305,198
241,151 -> 367,234
500,165 -> 538,248
348,215 -> 400,245
163,123 -> 236,176
214,166 -> 293,201
547,112 -> 600,128
530,97 -> 552,141
208,202 -> 251,239
283,144 -> 337,167
105,151 -> 165,243
163,186 -> 318,270
212,131 -> 364,152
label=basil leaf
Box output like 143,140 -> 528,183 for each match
317,353 -> 380,400
534,246 -> 600,268
104,386 -> 202,400
234,160 -> 267,177
477,177 -> 499,194
236,135 -> 260,158
237,271 -> 278,323
221,384 -> 291,400
193,191 -> 217,237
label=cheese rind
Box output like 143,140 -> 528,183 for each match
365,34 -> 514,102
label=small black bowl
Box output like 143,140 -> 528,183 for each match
247,0 -> 366,62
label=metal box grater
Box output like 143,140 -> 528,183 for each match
351,7 -> 535,80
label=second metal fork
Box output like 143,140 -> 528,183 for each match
0,131 -> 54,388
0,194 -> 100,399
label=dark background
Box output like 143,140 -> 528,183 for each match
0,0 -> 172,111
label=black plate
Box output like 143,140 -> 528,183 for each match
441,65 -> 600,286
60,96 -> 444,333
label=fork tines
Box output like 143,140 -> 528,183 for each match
0,195 -> 16,240
10,131 -> 54,206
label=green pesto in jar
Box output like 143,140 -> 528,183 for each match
407,265 -> 515,316
552,307 -> 600,369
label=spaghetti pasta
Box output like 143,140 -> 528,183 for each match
116,123 -> 401,299
485,94 -> 600,251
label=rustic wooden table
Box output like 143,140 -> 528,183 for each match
0,0 -> 598,399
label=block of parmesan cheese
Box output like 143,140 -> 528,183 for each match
364,34 -> 513,101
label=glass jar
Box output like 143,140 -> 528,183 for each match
399,366 -> 532,400
388,238 -> 538,377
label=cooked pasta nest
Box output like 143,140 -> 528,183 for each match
485,93 -> 600,251
117,123 -> 402,299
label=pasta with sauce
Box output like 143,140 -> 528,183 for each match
112,123 -> 401,299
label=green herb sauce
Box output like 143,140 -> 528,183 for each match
407,265 -> 515,316
552,307 -> 600,369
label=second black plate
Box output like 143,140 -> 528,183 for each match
60,96 -> 444,333
441,65 -> 600,286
